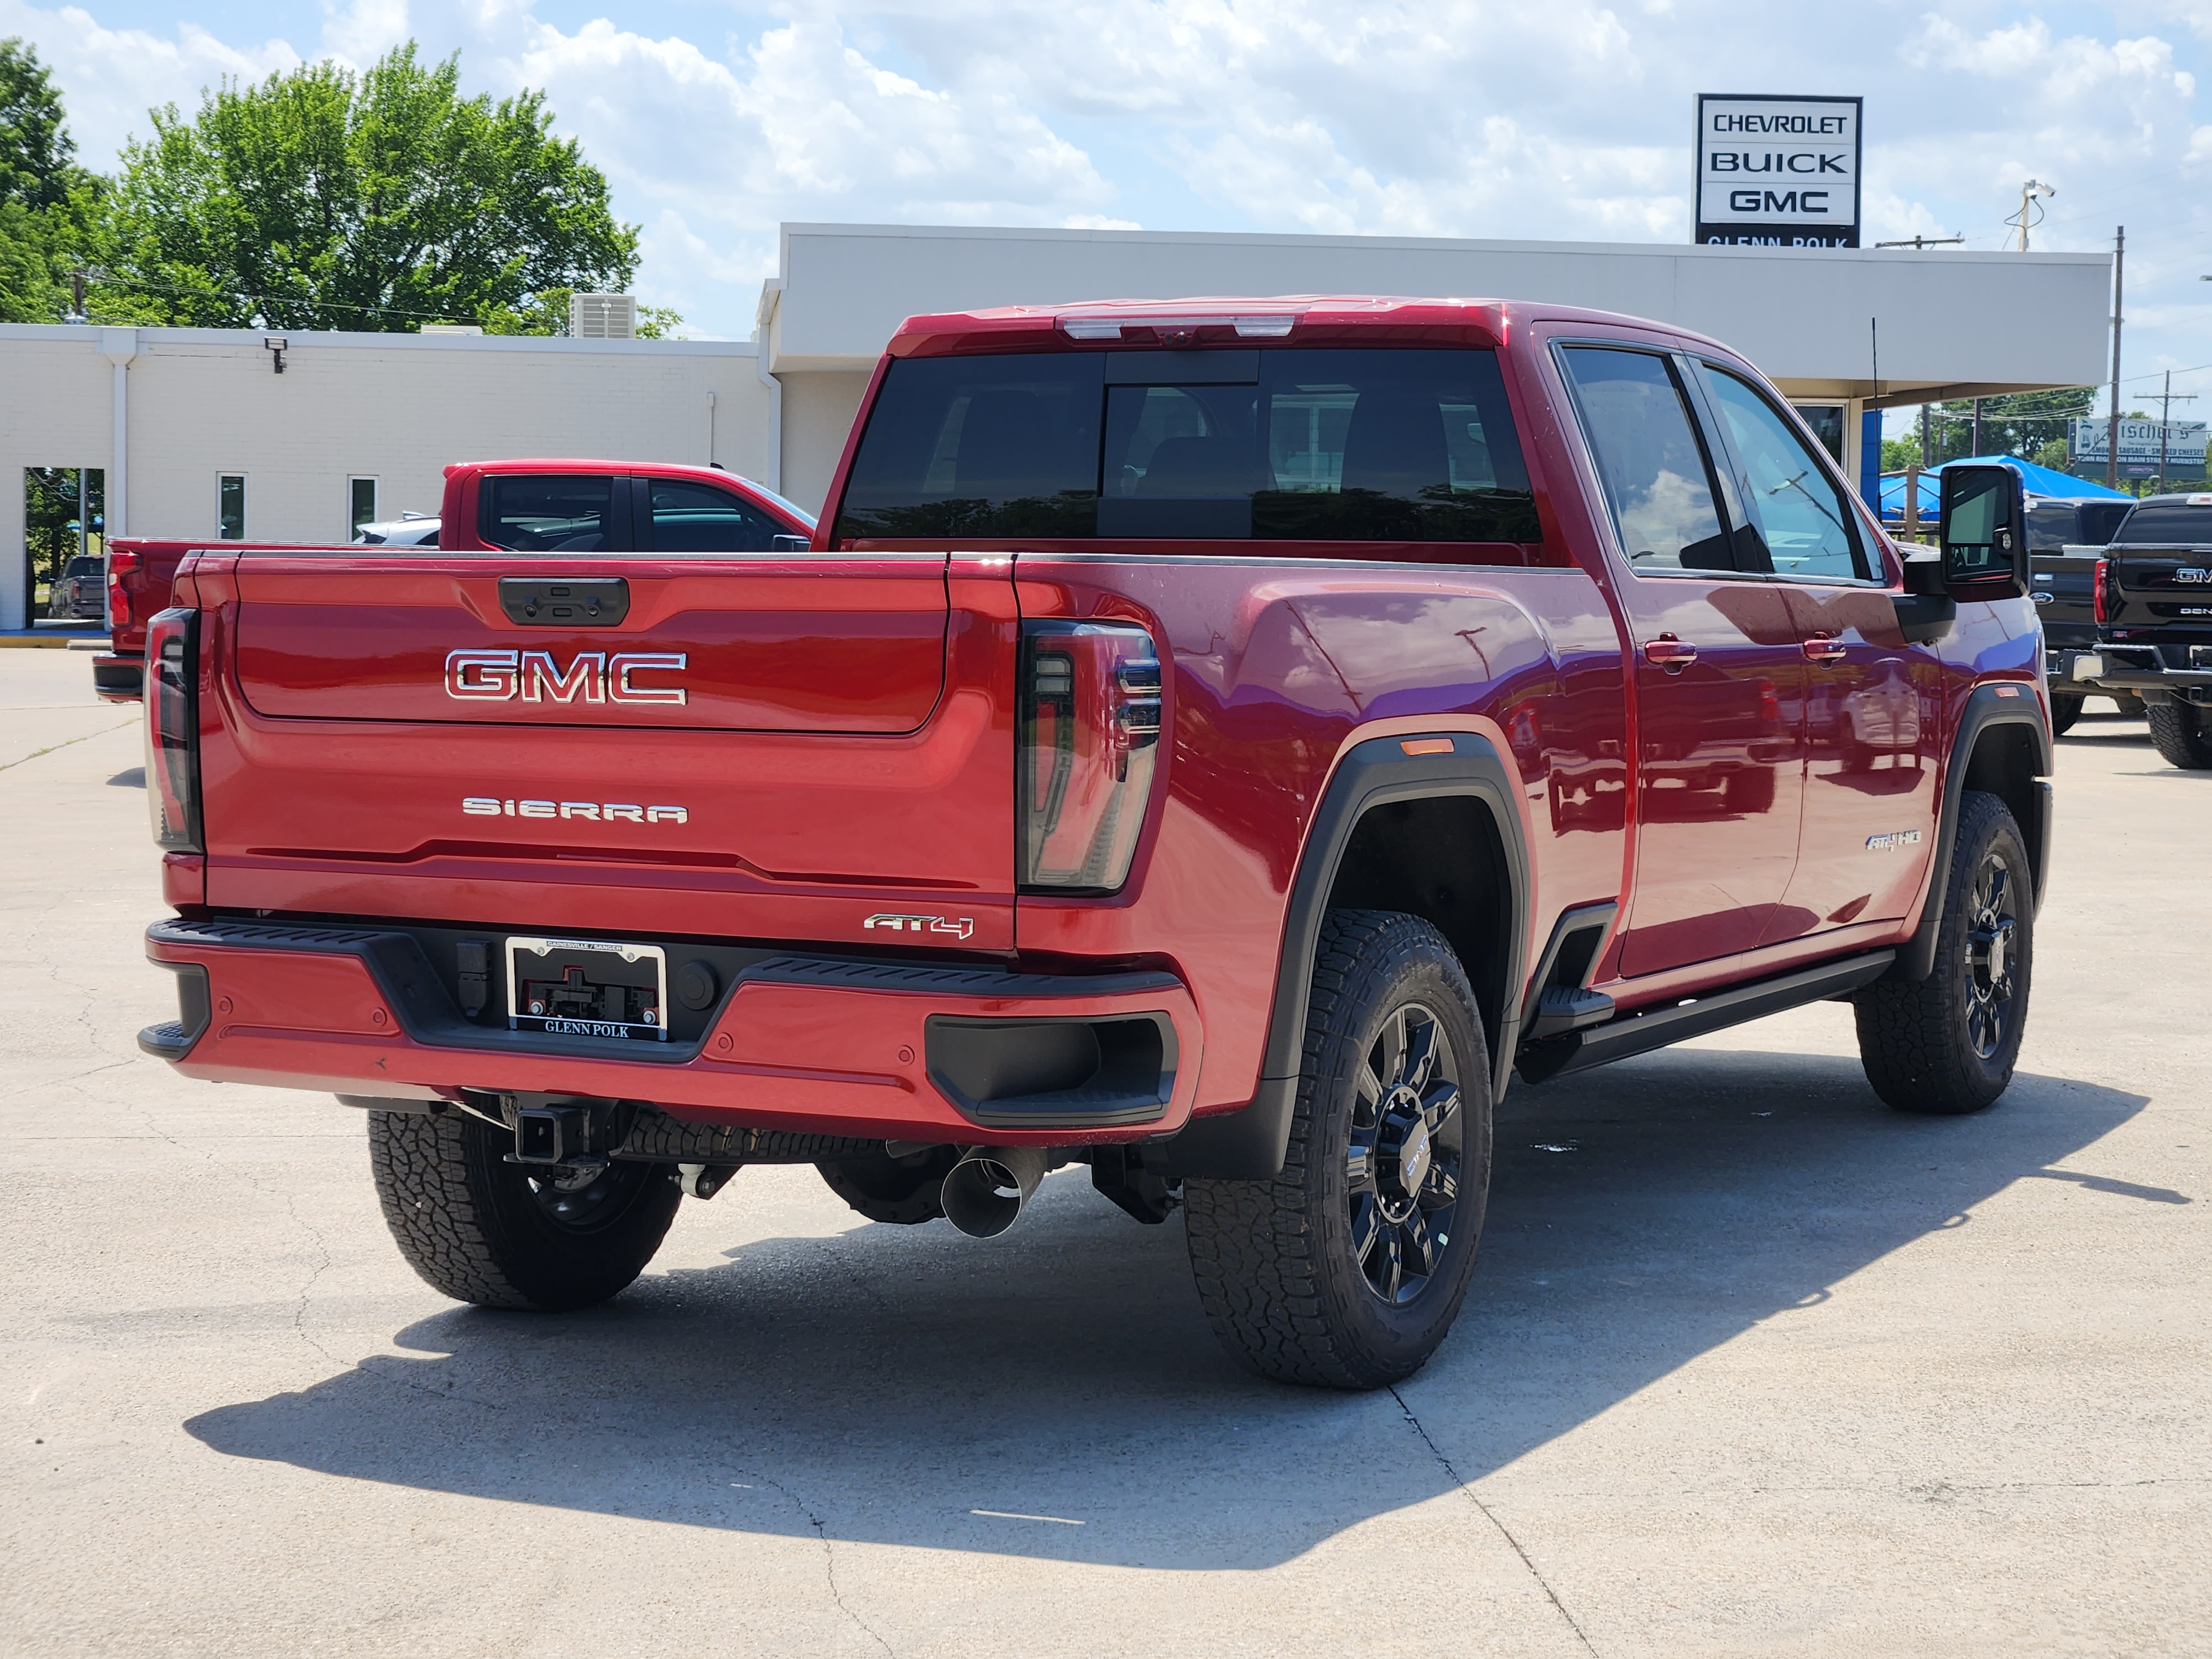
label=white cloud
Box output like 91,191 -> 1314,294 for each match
9,0 -> 2212,375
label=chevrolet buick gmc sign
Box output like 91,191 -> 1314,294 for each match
1695,94 -> 1862,247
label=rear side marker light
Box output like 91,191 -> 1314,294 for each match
144,607 -> 202,853
1019,622 -> 1162,893
1400,737 -> 1455,757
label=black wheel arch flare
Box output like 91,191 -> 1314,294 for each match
1892,682 -> 2054,984
1162,733 -> 1530,1181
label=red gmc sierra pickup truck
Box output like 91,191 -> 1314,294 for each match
136,297 -> 2051,1389
93,461 -> 811,700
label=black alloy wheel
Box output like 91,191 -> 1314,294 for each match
1961,848 -> 2020,1063
1853,789 -> 2033,1115
1186,910 -> 1493,1389
1346,1001 -> 1465,1305
525,1156 -> 665,1233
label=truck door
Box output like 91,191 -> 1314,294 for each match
1557,344 -> 1806,977
1687,361 -> 1939,940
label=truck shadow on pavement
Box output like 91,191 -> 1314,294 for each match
186,1050 -> 2156,1569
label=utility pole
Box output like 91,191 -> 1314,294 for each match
1921,401 -> 1932,467
2107,226 -> 2125,489
1971,397 -> 1984,457
2154,372 -> 2199,494
2013,180 -> 2056,251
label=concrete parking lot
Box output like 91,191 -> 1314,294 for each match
2,644 -> 2205,1658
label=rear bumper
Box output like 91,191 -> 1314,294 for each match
2057,647 -> 2212,702
141,918 -> 1202,1146
92,653 -> 142,702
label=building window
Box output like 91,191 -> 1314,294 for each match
349,477 -> 378,538
218,474 -> 246,540
1793,404 -> 1848,467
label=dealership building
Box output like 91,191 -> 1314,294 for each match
0,222 -> 2111,630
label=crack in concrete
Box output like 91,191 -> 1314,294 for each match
1390,1384 -> 1598,1657
0,718 -> 135,773
745,1469 -> 895,1657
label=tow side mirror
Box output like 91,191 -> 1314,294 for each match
1937,464 -> 2030,601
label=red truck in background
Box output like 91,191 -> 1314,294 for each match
92,461 -> 813,700
135,297 -> 2052,1389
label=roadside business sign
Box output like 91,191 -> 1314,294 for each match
2070,418 -> 2210,467
1694,94 -> 1862,247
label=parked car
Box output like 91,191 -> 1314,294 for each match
2028,495 -> 2140,732
46,553 -> 107,622
353,513 -> 441,546
2050,492 -> 2212,766
92,465 -> 806,701
133,298 -> 2051,1389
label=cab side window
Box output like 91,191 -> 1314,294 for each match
481,476 -> 620,552
646,479 -> 783,551
1559,346 -> 1736,574
1700,368 -> 1870,581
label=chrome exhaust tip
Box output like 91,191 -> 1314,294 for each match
940,1146 -> 1051,1239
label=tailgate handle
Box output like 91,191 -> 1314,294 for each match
498,577 -> 630,628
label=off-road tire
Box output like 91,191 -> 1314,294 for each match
2048,693 -> 2083,737
368,1109 -> 681,1310
1185,910 -> 1493,1390
1854,790 -> 2032,1115
2146,702 -> 2212,770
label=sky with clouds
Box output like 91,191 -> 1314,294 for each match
4,0 -> 2210,418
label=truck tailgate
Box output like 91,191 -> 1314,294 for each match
197,552 -> 1020,949
2105,548 -> 2212,633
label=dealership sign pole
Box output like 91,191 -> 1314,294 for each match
1695,95 -> 1863,247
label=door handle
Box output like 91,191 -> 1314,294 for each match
1643,635 -> 1698,674
1801,634 -> 1848,665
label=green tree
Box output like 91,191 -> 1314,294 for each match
0,38 -> 98,323
96,44 -> 639,332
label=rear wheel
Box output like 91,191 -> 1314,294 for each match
1853,791 -> 2032,1115
2146,702 -> 2212,769
2048,693 -> 2083,737
368,1109 -> 681,1310
1185,911 -> 1491,1389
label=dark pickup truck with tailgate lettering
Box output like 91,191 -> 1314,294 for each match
2043,492 -> 2212,766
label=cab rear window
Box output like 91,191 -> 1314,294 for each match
2114,501 -> 2212,545
834,348 -> 1538,545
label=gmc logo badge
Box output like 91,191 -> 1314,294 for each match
446,649 -> 687,706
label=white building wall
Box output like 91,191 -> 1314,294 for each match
769,223 -> 2112,401
0,325 -> 775,628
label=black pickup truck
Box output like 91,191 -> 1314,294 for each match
2044,493 -> 2212,766
2029,497 -> 2136,734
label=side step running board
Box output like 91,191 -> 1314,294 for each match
1515,949 -> 1895,1085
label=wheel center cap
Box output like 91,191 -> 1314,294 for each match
1396,1113 -> 1432,1196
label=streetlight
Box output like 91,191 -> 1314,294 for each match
2013,180 -> 2056,251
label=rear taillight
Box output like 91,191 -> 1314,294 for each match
107,549 -> 139,629
145,608 -> 202,852
1018,622 -> 1162,892
2093,557 -> 2110,625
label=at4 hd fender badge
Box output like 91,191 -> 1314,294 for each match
1864,829 -> 1923,852
864,913 -> 975,940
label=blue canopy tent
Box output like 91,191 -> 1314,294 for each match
1879,456 -> 2128,527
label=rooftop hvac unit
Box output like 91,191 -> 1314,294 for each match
570,293 -> 637,340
